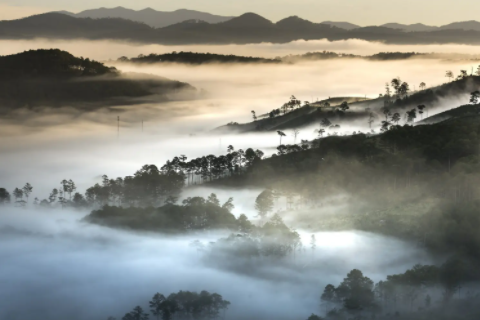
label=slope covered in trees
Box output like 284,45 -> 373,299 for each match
0,49 -> 196,109
217,74 -> 480,134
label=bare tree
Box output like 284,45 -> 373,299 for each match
277,131 -> 286,145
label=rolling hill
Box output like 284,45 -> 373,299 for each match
59,7 -> 234,28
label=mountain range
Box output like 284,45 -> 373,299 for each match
3,11 -> 480,45
57,7 -> 234,28
51,7 -> 480,33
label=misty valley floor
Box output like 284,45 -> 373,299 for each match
0,207 -> 434,320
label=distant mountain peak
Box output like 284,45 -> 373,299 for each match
276,16 -> 314,28
321,21 -> 360,30
67,7 -> 234,28
139,7 -> 156,12
223,12 -> 273,27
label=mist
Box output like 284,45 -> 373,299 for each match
2,35 -> 480,320
0,48 -> 475,194
2,38 -> 480,60
0,206 -> 435,320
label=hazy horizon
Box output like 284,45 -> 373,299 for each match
2,1 -> 480,26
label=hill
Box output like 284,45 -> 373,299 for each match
4,12 -> 480,45
381,22 -> 438,32
60,6 -> 234,28
321,21 -> 360,30
215,76 -> 480,134
120,52 -> 280,64
0,49 -> 196,109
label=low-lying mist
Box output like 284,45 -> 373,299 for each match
2,38 -> 480,60
0,206 -> 434,320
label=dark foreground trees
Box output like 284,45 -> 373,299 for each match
145,290 -> 230,320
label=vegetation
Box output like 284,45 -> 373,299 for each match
120,290 -> 230,320
207,214 -> 301,259
311,260 -> 480,320
120,52 -> 280,64
0,49 -> 195,108
84,194 -> 238,233
121,51 -> 439,66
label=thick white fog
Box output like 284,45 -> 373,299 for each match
0,207 -> 435,320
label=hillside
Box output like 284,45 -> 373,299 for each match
4,12 -> 480,45
0,49 -> 196,109
60,7 -> 234,28
215,76 -> 480,134
120,52 -> 280,64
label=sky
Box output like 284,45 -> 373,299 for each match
1,0 -> 480,25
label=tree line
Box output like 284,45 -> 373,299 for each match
115,290 -> 230,320
307,257 -> 479,320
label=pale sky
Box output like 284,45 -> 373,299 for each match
1,0 -> 479,26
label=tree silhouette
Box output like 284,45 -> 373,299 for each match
335,269 -> 375,311
339,101 -> 349,112
0,188 -> 11,204
13,188 -> 25,207
122,306 -> 149,320
390,112 -> 401,125
255,189 -> 274,219
321,284 -> 337,312
277,131 -> 286,145
320,118 -> 331,128
405,109 -> 417,124
368,112 -> 375,129
470,91 -> 480,104
293,128 -> 300,144
222,197 -> 235,212
251,110 -> 257,121
150,293 -> 170,320
445,70 -> 454,82
391,78 -> 401,96
399,82 -> 410,98
314,127 -> 325,138
419,82 -> 426,91
49,188 -> 58,204
22,183 -> 33,203
457,70 -> 468,80
417,105 -> 426,119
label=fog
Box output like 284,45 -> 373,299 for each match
1,39 -> 479,320
2,38 -> 480,60
0,207 -> 435,320
0,48 -> 476,194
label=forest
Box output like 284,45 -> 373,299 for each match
0,49 -> 196,108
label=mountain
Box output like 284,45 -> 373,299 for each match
381,21 -> 480,32
0,12 -> 154,40
57,6 -> 234,28
0,49 -> 196,109
440,20 -> 480,32
3,12 -> 480,45
321,21 -> 360,30
381,23 -> 438,32
222,12 -> 274,28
